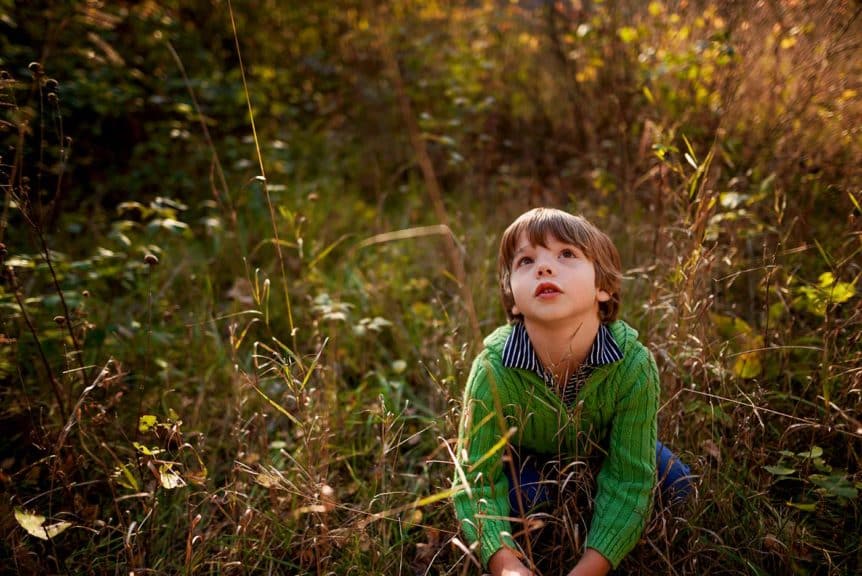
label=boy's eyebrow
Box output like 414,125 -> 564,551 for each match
513,243 -> 532,255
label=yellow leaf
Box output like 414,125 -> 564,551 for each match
138,414 -> 157,432
133,442 -> 162,456
618,26 -> 638,44
14,509 -> 72,540
780,36 -> 797,49
733,353 -> 762,379
785,500 -> 816,512
159,464 -> 186,490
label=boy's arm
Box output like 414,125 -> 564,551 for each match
584,354 -> 659,568
452,356 -> 519,567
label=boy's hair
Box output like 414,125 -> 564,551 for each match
498,207 -> 622,323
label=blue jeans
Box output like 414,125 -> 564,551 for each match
506,441 -> 692,514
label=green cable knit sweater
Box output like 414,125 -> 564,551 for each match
453,320 -> 659,568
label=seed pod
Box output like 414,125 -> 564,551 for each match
319,484 -> 336,512
45,78 -> 58,91
28,62 -> 42,74
144,253 -> 159,266
54,315 -> 66,325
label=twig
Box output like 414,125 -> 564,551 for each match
370,3 -> 482,349
683,388 -> 862,439
6,266 -> 67,419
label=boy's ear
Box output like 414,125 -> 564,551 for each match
597,289 -> 611,302
511,304 -> 520,316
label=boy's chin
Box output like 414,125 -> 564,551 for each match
523,310 -> 600,327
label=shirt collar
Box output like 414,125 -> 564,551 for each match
501,322 -> 623,380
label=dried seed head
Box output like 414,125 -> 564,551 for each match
82,290 -> 90,298
0,71 -> 10,80
47,92 -> 58,104
53,315 -> 66,325
320,484 -> 336,512
28,62 -> 42,74
144,253 -> 159,266
45,78 -> 58,91
285,394 -> 298,411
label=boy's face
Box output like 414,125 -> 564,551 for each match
508,231 -> 610,328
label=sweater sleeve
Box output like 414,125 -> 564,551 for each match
585,352 -> 659,568
452,354 -> 518,566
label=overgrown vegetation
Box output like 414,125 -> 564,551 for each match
1,1 -> 860,574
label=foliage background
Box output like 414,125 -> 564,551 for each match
1,0 -> 860,574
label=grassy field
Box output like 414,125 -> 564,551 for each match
1,1 -> 860,574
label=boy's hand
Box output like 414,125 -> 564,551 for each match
488,548 -> 534,576
566,548 -> 611,576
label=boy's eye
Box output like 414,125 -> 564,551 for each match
560,248 -> 577,258
516,256 -> 533,267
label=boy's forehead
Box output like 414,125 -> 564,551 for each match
513,229 -> 576,251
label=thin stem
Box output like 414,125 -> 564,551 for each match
36,229 -> 87,390
227,0 -> 300,359
164,39 -> 242,254
6,266 -> 68,419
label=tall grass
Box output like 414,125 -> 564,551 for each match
2,1 -> 860,574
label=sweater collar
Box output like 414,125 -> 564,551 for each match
501,321 -> 623,383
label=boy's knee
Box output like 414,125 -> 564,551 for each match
656,441 -> 693,503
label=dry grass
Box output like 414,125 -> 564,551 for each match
1,1 -> 860,574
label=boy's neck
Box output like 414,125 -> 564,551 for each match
523,314 -> 601,385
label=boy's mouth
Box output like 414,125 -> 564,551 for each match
534,282 -> 562,297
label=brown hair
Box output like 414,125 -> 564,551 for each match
498,207 -> 622,323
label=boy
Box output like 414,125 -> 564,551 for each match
453,208 -> 688,575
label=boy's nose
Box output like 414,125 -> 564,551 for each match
536,263 -> 554,276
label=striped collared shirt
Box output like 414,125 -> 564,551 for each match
501,322 -> 623,407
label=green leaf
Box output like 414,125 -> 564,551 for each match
117,201 -> 150,217
710,313 -> 753,339
114,463 -> 139,491
796,446 -> 823,459
795,272 -> 856,316
785,501 -> 816,512
809,474 -> 858,499
764,465 -> 796,476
